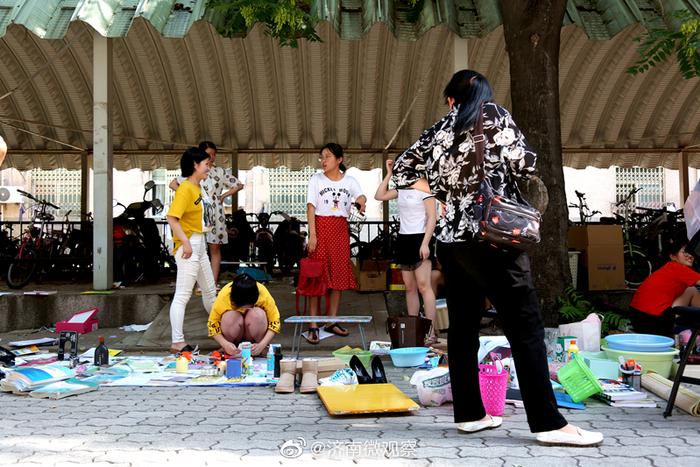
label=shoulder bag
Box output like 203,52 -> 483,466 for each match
471,105 -> 541,250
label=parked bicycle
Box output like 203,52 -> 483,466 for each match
614,187 -> 653,287
6,190 -> 61,288
568,190 -> 601,224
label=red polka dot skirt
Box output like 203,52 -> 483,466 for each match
310,216 -> 357,291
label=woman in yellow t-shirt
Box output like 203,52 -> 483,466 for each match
208,274 -> 280,356
167,147 -> 216,354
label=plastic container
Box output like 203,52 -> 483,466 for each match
557,355 -> 604,403
332,348 -> 373,369
579,351 -> 620,380
601,346 -> 679,378
604,334 -> 674,352
479,364 -> 509,416
388,347 -> 429,367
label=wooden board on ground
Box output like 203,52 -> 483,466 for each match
317,383 -> 419,415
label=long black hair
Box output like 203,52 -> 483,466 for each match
443,70 -> 494,135
198,141 -> 217,152
320,143 -> 346,172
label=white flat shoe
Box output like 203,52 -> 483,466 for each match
536,427 -> 603,447
457,415 -> 502,433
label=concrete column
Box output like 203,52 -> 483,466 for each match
80,150 -> 89,219
92,34 -> 113,290
454,35 -> 469,71
231,149 -> 239,209
680,150 -> 689,203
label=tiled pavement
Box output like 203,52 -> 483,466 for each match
1,359 -> 698,466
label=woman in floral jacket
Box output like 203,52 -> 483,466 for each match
392,70 -> 603,447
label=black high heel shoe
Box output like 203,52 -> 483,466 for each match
370,356 -> 387,384
349,355 -> 373,384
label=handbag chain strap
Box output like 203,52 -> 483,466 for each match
471,103 -> 529,207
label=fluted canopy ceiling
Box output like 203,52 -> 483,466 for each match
0,0 -> 698,171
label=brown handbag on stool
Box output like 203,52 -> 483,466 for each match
386,316 -> 433,348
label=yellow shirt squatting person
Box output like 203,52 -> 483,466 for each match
208,274 -> 281,357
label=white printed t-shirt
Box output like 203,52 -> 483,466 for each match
307,173 -> 363,217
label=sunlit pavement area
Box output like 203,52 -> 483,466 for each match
1,354 -> 699,467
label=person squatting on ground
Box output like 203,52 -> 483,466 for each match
170,141 -> 244,285
207,273 -> 281,357
167,147 -> 217,354
375,158 -> 439,344
630,231 -> 700,337
305,143 -> 367,344
392,69 -> 603,446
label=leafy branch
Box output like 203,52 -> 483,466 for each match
557,286 -> 630,335
208,0 -> 320,47
628,10 -> 700,79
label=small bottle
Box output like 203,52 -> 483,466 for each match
266,345 -> 275,378
567,339 -> 579,361
176,356 -> 189,374
273,345 -> 283,378
94,336 -> 109,366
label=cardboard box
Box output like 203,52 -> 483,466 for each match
55,308 -> 99,334
586,246 -> 626,290
353,259 -> 387,292
568,225 -> 625,291
568,225 -> 623,249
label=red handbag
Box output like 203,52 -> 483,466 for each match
297,258 -> 328,297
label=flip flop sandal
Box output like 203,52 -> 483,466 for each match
169,344 -> 198,355
304,327 -> 320,345
324,323 -> 349,337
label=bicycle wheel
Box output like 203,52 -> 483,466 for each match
7,249 -> 37,289
624,249 -> 652,287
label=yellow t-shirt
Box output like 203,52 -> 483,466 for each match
167,179 -> 203,253
208,282 -> 281,337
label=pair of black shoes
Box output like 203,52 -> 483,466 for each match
349,355 -> 387,384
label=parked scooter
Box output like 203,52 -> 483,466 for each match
272,211 -> 305,273
113,181 -> 173,284
249,211 -> 275,273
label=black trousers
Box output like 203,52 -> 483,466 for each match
437,239 -> 567,433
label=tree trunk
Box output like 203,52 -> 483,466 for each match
500,0 -> 569,326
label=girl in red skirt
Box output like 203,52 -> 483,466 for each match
305,143 -> 367,344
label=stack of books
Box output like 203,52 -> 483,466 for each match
597,378 -> 657,408
0,363 -> 74,393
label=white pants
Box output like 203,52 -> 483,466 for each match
170,233 -> 217,343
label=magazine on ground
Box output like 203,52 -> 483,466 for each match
29,378 -> 98,399
598,378 -> 648,401
0,363 -> 74,392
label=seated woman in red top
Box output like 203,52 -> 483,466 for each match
629,232 -> 700,336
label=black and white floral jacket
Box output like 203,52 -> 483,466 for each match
392,102 -> 536,243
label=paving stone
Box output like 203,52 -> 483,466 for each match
574,457 -> 654,467
458,446 -> 531,458
647,456 -> 698,467
615,435 -> 688,446
528,445 -> 604,458
501,456 -> 583,467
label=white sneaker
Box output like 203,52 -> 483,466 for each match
536,427 -> 603,447
319,368 -> 359,386
457,415 -> 502,433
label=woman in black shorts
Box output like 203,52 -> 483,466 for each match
375,159 -> 438,344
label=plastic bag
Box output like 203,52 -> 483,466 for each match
409,367 -> 452,407
558,313 -> 601,352
685,179 -> 700,241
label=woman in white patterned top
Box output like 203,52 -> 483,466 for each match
170,141 -> 244,284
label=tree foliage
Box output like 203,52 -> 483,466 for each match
628,10 -> 700,79
208,0 -> 320,47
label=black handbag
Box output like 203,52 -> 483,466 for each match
471,105 -> 541,250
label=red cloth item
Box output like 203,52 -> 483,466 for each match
630,261 -> 700,316
310,216 -> 357,291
